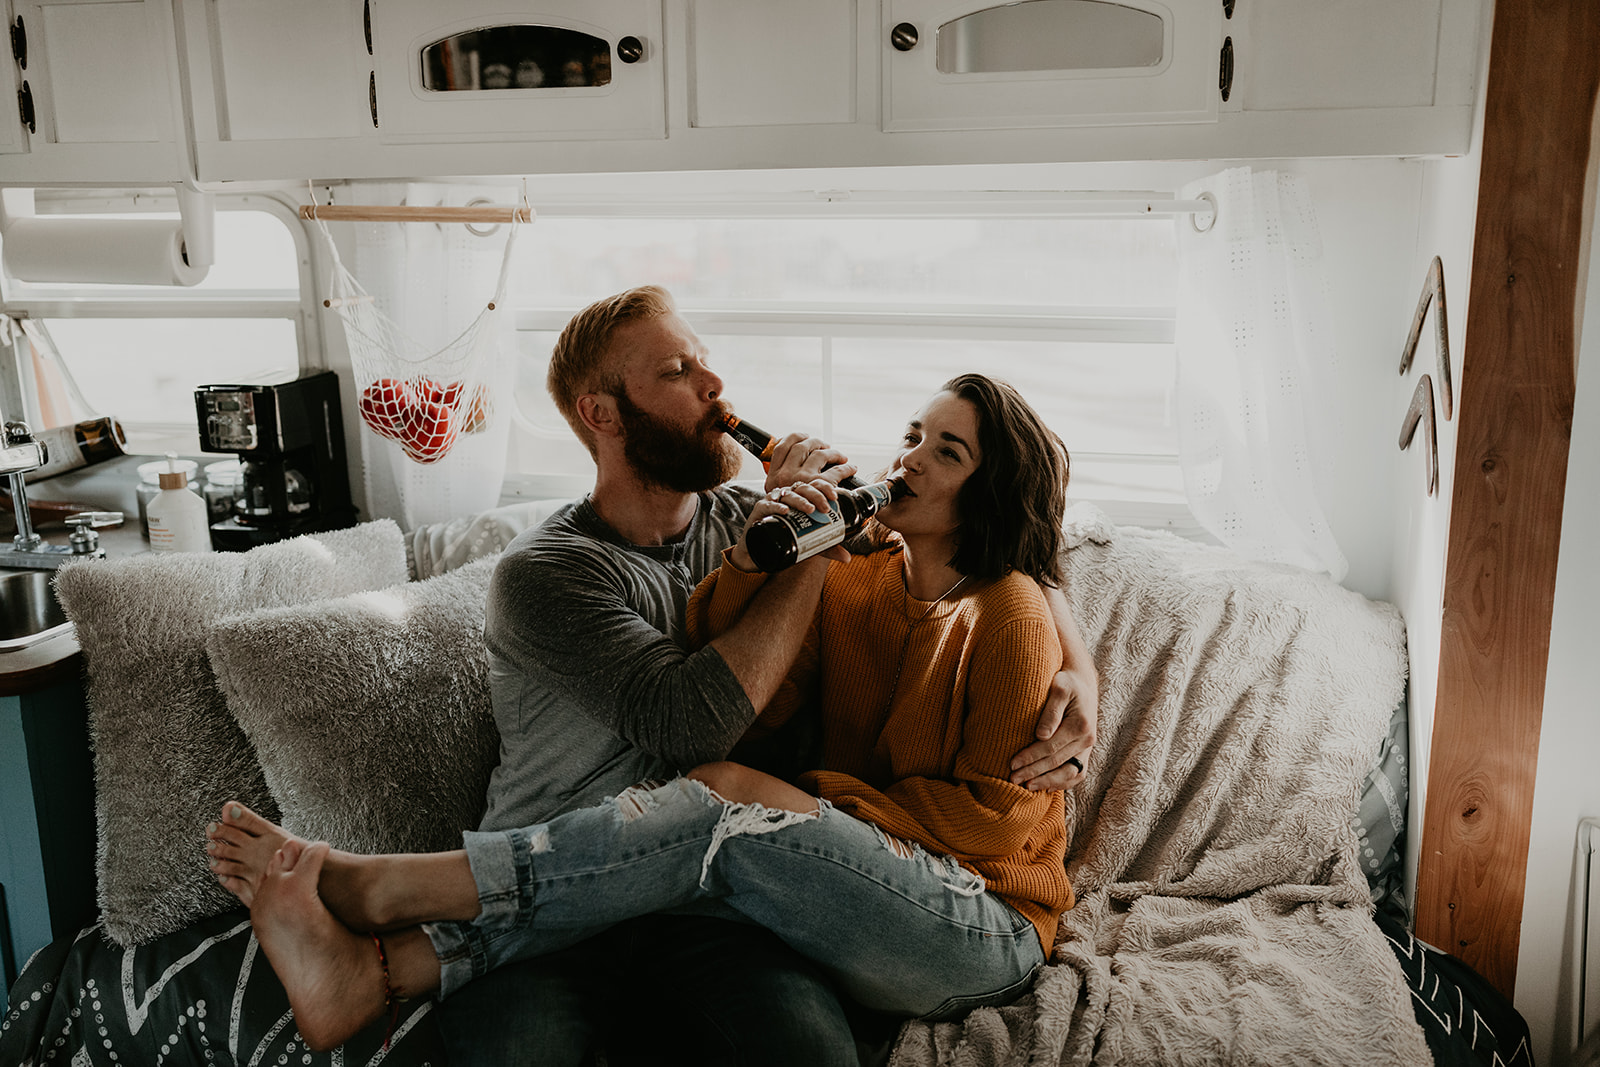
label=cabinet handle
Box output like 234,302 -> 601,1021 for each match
1218,35 -> 1233,102
891,22 -> 919,51
617,35 -> 644,64
10,15 -> 25,69
16,80 -> 33,134
363,0 -> 372,56
1223,0 -> 1234,17
369,71 -> 378,127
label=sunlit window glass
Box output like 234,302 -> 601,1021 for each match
505,210 -> 1179,509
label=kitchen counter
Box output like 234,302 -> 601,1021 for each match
0,519 -> 153,696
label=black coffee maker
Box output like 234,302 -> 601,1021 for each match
194,371 -> 358,550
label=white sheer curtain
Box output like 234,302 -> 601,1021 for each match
1176,167 -> 1348,580
350,183 -> 519,530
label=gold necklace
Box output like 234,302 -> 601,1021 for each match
881,566 -> 967,718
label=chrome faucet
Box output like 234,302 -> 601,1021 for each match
0,420 -> 123,568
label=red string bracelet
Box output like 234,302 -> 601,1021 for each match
372,932 -> 400,1050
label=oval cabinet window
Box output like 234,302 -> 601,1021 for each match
421,25 -> 613,91
937,0 -> 1165,74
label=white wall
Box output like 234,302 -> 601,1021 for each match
1386,148 -> 1483,921
1515,181 -> 1600,1066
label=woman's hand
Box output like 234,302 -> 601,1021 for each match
764,434 -> 857,494
730,477 -> 851,572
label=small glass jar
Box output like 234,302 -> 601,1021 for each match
136,459 -> 202,539
202,459 -> 243,525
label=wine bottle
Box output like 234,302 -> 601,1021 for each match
720,413 -> 863,489
22,416 -> 128,483
745,478 -> 907,573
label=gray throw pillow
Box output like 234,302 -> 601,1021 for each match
54,522 -> 409,946
206,556 -> 499,856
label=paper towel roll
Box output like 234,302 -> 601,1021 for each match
1,217 -> 209,286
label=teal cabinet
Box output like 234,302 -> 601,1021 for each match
0,676 -> 96,1007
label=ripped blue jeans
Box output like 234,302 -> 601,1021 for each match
424,777 -> 1045,1020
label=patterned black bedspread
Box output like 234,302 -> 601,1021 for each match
0,907 -> 442,1066
4,908 -> 1533,1066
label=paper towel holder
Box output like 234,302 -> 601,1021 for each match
0,184 -> 215,284
175,184 -> 215,271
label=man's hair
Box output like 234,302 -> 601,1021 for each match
546,285 -> 677,456
943,373 -> 1069,586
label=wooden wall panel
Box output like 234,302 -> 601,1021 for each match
1415,0 -> 1600,997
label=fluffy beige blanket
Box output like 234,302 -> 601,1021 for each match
891,512 -> 1430,1066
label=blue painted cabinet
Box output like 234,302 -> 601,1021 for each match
0,676 -> 97,1008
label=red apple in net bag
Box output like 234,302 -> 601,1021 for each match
460,384 -> 492,434
398,399 -> 457,463
418,378 -> 465,408
359,378 -> 409,440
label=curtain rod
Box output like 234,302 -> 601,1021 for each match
297,193 -> 1216,224
297,204 -> 534,223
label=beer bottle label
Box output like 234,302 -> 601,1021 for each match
787,504 -> 847,558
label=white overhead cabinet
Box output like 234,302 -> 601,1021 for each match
882,0 -> 1221,132
1,0 -> 181,180
372,0 -> 665,143
1224,0 -> 1479,157
0,0 -> 1484,182
204,0 -> 369,143
185,0 -> 370,180
687,0 -> 857,128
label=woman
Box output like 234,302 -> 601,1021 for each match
206,372 -> 1073,1051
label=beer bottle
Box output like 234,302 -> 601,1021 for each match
745,478 -> 907,573
720,413 -> 863,490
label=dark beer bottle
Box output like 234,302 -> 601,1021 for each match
745,478 -> 908,573
720,413 -> 863,490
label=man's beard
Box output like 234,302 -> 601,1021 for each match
615,389 -> 742,493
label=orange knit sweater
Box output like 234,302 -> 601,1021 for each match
686,545 -> 1074,954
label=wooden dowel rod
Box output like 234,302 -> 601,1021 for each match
298,205 -> 533,223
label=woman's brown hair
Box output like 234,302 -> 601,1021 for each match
941,373 -> 1069,586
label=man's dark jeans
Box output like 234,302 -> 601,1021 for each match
436,913 -> 861,1066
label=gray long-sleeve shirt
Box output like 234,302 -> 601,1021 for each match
478,485 -> 763,831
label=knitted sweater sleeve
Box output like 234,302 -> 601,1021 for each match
803,614 -> 1059,861
685,550 -> 822,736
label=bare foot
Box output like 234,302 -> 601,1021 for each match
207,801 -> 480,930
206,802 -> 294,906
250,839 -> 387,1052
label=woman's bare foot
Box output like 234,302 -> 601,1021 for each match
249,839 -> 388,1051
207,802 -> 482,930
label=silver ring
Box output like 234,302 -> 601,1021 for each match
1066,756 -> 1084,773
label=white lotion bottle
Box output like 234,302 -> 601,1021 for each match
147,454 -> 214,553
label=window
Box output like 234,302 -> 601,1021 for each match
0,195 -> 311,454
503,206 -> 1184,526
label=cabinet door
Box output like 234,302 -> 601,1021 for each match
373,0 -> 664,142
688,0 -> 856,128
207,0 -> 368,142
883,0 -> 1220,132
1240,0 -> 1444,111
10,0 -> 174,144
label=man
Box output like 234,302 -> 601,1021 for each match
435,286 -> 1100,1065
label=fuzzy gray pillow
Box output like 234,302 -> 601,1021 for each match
54,522 -> 409,946
207,556 -> 500,856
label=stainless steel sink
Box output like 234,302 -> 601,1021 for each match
0,568 -> 74,651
